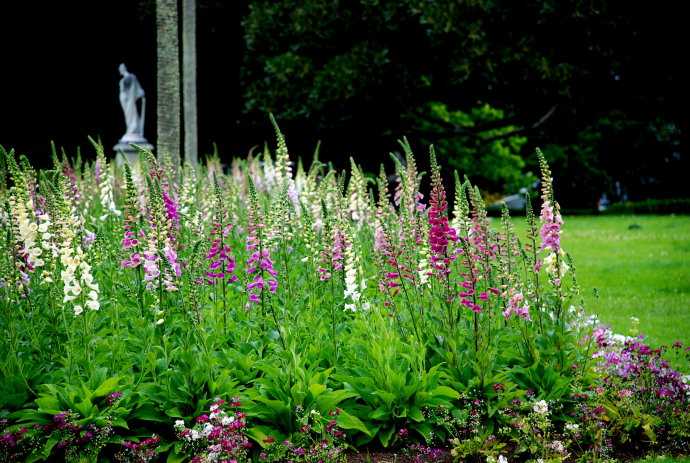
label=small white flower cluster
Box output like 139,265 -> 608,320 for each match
532,399 -> 549,415
486,455 -> 508,463
210,402 -> 236,426
175,418 -> 202,441
175,400 -> 239,446
549,439 -> 566,454
564,422 -> 580,433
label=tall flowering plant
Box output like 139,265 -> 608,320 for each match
427,147 -> 457,281
120,163 -> 147,316
4,151 -> 45,289
342,224 -> 368,312
536,148 -> 567,287
121,164 -> 143,270
245,178 -> 278,307
49,176 -> 100,320
137,152 -> 182,324
91,140 -> 121,221
205,179 -> 239,334
535,148 -> 571,329
347,158 -> 371,228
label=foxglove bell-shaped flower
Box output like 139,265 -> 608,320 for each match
205,222 -> 238,284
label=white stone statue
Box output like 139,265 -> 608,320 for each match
118,63 -> 146,140
114,63 -> 153,159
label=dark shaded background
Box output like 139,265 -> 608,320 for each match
2,1 -> 243,164
1,0 -> 688,207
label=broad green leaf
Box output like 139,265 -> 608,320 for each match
133,405 -> 167,423
35,396 -> 62,414
93,376 -> 120,398
336,409 -> 372,437
378,424 -> 395,447
430,385 -> 460,400
246,425 -> 285,448
308,383 -> 326,398
316,390 -> 358,412
40,434 -> 60,460
166,407 -> 184,418
373,390 -> 396,407
413,421 -> 434,442
408,406 -> 424,422
74,398 -> 95,418
167,450 -> 187,463
369,406 -> 390,421
111,416 -> 129,429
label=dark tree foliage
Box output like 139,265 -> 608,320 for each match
2,0 -> 687,207
241,0 -> 689,206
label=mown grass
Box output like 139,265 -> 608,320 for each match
513,214 -> 690,369
636,457 -> 690,463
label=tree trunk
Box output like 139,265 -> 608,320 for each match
156,0 -> 181,165
182,0 -> 198,165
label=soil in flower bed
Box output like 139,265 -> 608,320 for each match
347,450 -> 451,462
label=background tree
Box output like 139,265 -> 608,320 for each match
241,0 -> 688,207
183,0 -> 198,165
1,0 -> 687,207
156,0 -> 181,164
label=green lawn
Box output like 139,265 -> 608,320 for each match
636,457 -> 690,463
515,214 -> 690,369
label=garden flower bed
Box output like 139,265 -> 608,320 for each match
0,124 -> 688,462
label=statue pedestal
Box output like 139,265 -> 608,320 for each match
113,136 -> 154,166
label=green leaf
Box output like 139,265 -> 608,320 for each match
336,409 -> 372,437
413,421 -> 434,443
373,390 -> 396,407
369,406 -> 390,421
378,425 -> 395,447
308,383 -> 327,398
166,407 -> 184,418
167,450 -> 187,463
315,390 -> 358,412
41,434 -> 60,459
111,416 -> 129,429
246,425 -> 285,448
408,406 -> 424,422
35,396 -> 62,414
92,376 -> 120,398
642,422 -> 657,443
430,385 -> 460,400
74,398 -> 95,418
133,405 -> 167,423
